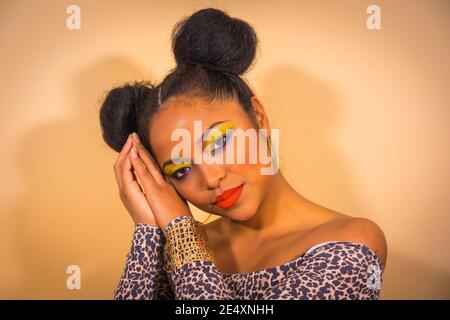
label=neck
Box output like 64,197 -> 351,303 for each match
227,172 -> 309,235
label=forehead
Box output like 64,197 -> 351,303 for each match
149,95 -> 251,163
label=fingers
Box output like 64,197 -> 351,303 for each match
130,142 -> 158,193
121,147 -> 145,196
131,169 -> 145,195
131,133 -> 166,185
114,135 -> 134,190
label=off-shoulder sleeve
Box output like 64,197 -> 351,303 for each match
266,242 -> 384,300
162,215 -> 234,300
114,224 -> 174,300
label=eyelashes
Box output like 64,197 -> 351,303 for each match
166,121 -> 236,182
203,121 -> 235,151
171,165 -> 192,181
163,162 -> 192,180
170,130 -> 234,181
206,129 -> 234,156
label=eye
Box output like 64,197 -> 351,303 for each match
209,131 -> 233,156
171,166 -> 192,181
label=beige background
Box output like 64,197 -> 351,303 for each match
0,0 -> 449,299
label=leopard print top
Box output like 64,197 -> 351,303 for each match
114,216 -> 384,300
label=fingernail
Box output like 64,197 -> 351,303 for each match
133,133 -> 141,143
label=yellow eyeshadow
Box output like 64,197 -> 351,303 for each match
163,163 -> 192,176
202,121 -> 235,151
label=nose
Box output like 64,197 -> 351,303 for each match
197,163 -> 226,190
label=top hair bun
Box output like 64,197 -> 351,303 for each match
171,8 -> 258,75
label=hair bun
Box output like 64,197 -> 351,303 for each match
172,8 -> 258,75
99,81 -> 152,152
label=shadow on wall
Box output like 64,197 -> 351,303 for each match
5,56 -> 150,299
3,57 -> 450,299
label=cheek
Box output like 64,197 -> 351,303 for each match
230,162 -> 273,200
226,162 -> 269,204
225,127 -> 270,167
173,178 -> 208,206
172,180 -> 194,198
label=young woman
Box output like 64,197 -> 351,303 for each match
99,8 -> 387,300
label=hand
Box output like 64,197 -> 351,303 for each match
113,134 -> 158,225
129,133 -> 192,231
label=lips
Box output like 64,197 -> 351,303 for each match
213,183 -> 245,209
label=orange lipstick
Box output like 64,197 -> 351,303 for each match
213,183 -> 245,209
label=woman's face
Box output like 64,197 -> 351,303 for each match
148,94 -> 275,221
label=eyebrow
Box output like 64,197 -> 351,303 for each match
161,119 -> 230,170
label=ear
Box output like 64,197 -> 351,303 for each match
251,96 -> 270,131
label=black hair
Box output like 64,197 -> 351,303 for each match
99,8 -> 259,156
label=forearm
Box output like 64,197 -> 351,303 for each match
163,215 -> 234,300
114,224 -> 173,300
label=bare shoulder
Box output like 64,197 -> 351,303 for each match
316,215 -> 388,267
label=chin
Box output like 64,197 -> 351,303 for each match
222,202 -> 258,222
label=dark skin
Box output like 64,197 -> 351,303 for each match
204,200 -> 388,274
114,94 -> 387,275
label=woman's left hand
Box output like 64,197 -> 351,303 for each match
129,133 -> 192,231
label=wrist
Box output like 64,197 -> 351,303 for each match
133,216 -> 158,226
163,215 -> 215,274
160,214 -> 193,234
132,223 -> 164,248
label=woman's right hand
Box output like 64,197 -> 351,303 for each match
113,134 -> 157,226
